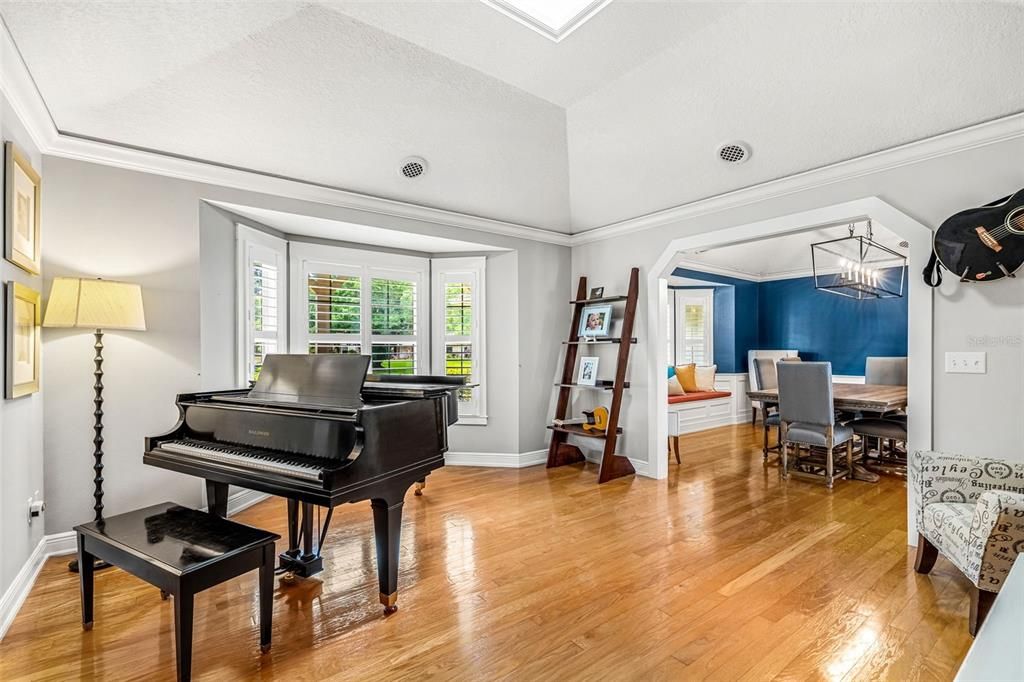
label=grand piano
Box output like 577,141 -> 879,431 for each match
144,354 -> 465,614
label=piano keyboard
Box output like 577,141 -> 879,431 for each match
159,439 -> 325,482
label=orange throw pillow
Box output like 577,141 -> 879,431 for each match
674,364 -> 698,392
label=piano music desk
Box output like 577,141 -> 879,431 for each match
74,503 -> 280,682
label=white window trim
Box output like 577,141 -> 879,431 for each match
673,288 -> 714,366
236,224 -> 288,385
432,256 -> 487,425
288,242 -> 430,373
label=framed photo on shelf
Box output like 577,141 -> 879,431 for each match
578,356 -> 599,386
6,281 -> 41,398
578,303 -> 613,337
4,142 -> 42,275
589,286 -> 604,299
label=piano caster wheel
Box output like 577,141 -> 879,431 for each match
83,621 -> 93,631
281,571 -> 297,584
260,643 -> 272,654
383,605 -> 398,616
414,481 -> 425,496
160,590 -> 169,601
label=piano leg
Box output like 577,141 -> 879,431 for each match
205,480 -> 228,518
284,499 -> 299,560
371,493 -> 405,615
301,502 -> 315,560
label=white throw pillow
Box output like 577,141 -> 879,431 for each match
695,365 -> 718,392
667,374 -> 685,395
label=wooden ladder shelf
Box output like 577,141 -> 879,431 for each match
546,267 -> 639,483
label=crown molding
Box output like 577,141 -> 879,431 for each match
572,111 -> 1024,246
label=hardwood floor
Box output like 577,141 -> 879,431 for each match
1,424 -> 974,680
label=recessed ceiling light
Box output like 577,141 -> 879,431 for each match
480,0 -> 613,42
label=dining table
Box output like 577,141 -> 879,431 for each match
746,383 -> 908,483
746,383 -> 908,414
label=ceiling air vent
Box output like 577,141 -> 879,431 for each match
716,141 -> 751,165
399,156 -> 428,179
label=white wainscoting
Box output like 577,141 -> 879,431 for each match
667,373 -> 751,436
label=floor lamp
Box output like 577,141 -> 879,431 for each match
43,277 -> 146,572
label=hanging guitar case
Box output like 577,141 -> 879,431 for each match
924,189 -> 1024,287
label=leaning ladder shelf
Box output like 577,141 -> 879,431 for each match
546,267 -> 639,483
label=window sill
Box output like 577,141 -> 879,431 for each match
455,415 -> 488,426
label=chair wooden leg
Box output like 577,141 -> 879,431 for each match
846,440 -> 853,477
914,533 -> 938,574
969,586 -> 996,637
780,440 -> 788,479
825,430 -> 835,489
751,406 -> 758,426
762,423 -> 770,461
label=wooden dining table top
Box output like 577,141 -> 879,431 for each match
746,383 -> 908,413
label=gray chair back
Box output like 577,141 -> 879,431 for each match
866,356 -> 907,386
777,361 -> 835,426
753,357 -> 778,391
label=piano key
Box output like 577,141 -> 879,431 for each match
159,440 -> 325,482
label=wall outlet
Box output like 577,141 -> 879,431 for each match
945,351 -> 987,374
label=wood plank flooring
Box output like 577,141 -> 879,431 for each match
0,424 -> 975,680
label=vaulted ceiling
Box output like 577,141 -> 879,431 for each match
2,1 -> 1022,234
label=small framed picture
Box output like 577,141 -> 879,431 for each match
578,356 -> 599,386
6,281 -> 41,398
579,303 -> 613,337
589,286 -> 604,299
4,142 -> 42,275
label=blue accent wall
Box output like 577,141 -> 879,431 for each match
757,274 -> 908,375
671,267 -> 907,376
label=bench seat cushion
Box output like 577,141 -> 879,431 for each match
668,391 -> 731,404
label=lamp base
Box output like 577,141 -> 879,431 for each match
68,557 -> 112,573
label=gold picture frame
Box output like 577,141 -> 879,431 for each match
6,281 -> 41,398
4,141 -> 41,275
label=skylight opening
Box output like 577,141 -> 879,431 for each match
481,0 -> 612,42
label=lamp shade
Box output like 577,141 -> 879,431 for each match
43,277 -> 146,331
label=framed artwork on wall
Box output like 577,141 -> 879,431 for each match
6,281 -> 41,398
4,141 -> 42,275
578,303 -> 613,337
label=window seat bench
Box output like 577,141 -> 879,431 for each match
666,373 -> 751,463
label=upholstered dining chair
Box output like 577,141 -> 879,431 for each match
753,358 -> 782,461
855,356 -> 909,465
911,450 -> 1024,635
777,362 -> 855,488
866,356 -> 908,386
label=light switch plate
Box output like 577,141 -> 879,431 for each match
945,351 -> 987,374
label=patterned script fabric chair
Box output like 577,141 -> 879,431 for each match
911,450 -> 1024,635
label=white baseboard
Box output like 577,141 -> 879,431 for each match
580,451 -> 652,478
227,489 -> 271,516
0,531 -> 78,641
445,449 -> 547,468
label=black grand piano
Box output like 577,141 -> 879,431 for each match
144,354 -> 465,613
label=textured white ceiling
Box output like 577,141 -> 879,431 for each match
681,222 -> 905,280
2,1 -> 1022,233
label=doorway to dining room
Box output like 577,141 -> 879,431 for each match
647,198 -> 933,541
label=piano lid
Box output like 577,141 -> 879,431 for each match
219,354 -> 370,410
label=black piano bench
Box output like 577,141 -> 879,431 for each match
74,502 -> 280,682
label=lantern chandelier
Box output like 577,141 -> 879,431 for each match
810,219 -> 907,299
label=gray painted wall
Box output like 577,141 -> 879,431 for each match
0,92 -> 45,600
42,156 -> 569,534
572,136 -> 1024,467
